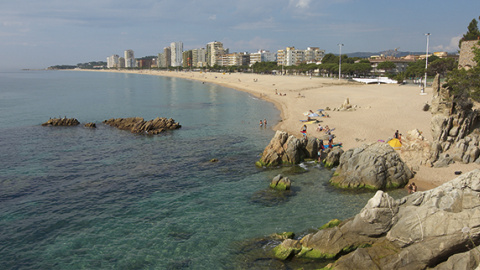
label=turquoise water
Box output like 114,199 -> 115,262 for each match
0,70 -> 406,269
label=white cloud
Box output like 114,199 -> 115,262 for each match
432,35 -> 461,52
289,0 -> 312,9
208,15 -> 217,21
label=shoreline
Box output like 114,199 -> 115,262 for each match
88,69 -> 478,191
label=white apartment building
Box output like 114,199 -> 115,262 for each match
304,47 -> 325,64
124,49 -> 136,68
277,47 -> 325,66
250,50 -> 276,65
170,41 -> 183,67
107,54 -> 120,68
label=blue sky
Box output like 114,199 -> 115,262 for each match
1,0 -> 479,70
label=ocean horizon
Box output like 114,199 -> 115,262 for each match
0,70 -> 406,269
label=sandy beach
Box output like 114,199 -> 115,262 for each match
95,69 -> 478,190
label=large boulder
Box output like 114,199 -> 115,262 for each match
256,131 -> 317,167
330,142 -> 413,189
274,169 -> 480,269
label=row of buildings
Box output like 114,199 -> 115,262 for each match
107,41 -> 457,76
106,41 -> 325,69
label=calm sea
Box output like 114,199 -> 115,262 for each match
0,70 -> 405,269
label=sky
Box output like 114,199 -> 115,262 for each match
1,0 -> 479,70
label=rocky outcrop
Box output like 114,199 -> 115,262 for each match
103,117 -> 181,135
270,174 -> 291,190
429,74 -> 479,164
398,129 -> 432,169
256,131 -> 318,167
42,117 -> 80,126
323,147 -> 344,168
274,169 -> 480,269
84,122 -> 96,128
330,142 -> 413,189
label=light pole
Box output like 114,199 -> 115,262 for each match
422,33 -> 430,94
338,43 -> 344,80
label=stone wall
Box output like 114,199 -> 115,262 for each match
458,40 -> 479,70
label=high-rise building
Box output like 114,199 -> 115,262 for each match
192,48 -> 207,67
107,54 -> 120,68
124,49 -> 136,68
182,50 -> 192,68
170,41 -> 183,67
206,41 -> 226,66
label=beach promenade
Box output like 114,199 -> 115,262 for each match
95,69 -> 478,190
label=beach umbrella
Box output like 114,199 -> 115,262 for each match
317,109 -> 324,112
388,138 -> 402,150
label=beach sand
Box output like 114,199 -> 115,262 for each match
95,69 -> 478,191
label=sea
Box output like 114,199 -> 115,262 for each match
0,70 -> 407,269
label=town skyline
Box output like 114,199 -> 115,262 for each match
1,0 -> 479,71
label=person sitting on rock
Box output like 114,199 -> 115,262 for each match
407,182 -> 417,193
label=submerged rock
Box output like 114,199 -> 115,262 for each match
270,174 -> 291,190
330,142 -> 413,190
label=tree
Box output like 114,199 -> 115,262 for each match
459,17 -> 480,48
377,61 -> 396,73
428,57 -> 457,76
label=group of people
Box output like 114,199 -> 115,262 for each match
259,119 -> 267,127
394,130 -> 402,141
275,89 -> 287,96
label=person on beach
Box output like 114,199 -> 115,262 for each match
301,125 -> 307,138
407,182 -> 417,193
263,119 -> 267,127
394,130 -> 399,139
316,124 -> 323,132
318,139 -> 325,162
259,120 -> 263,127
328,131 -> 334,144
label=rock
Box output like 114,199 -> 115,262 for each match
273,239 -> 302,260
42,117 -> 80,126
209,158 -> 219,163
270,174 -> 291,190
84,122 -> 96,128
433,153 -> 454,168
330,142 -> 413,189
273,169 -> 480,269
257,131 -> 316,167
103,117 -> 181,135
323,147 -> 344,168
429,74 -> 479,164
271,231 -> 295,240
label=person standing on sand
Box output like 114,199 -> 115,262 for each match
301,125 -> 307,138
